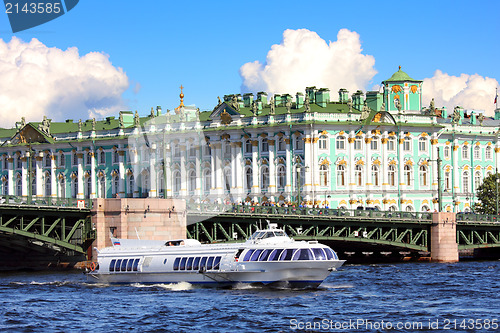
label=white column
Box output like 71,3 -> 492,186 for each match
234,142 -> 243,201
251,138 -> 259,198
312,133 -> 320,205
90,151 -> 96,198
195,143 -> 202,199
21,155 -> 27,196
210,142 -> 216,195
431,139 -> 438,192
179,144 -> 187,197
268,137 -> 276,198
304,135 -> 312,193
50,153 -> 56,197
76,151 -> 84,199
453,139 -> 459,193
348,135 -> 355,190
285,138 -> 292,199
118,149 -> 125,197
398,132 -> 405,190
36,153 -> 43,197
7,157 -> 13,195
365,134 -> 372,193
381,133 -> 388,189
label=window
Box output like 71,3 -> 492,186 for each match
419,165 -> 428,186
354,165 -> 363,186
15,178 -> 22,196
277,165 -> 286,189
86,152 -> 92,165
189,143 -> 196,157
295,136 -> 304,150
474,146 -> 481,160
404,165 -> 412,186
370,137 -> 379,151
72,178 -> 78,198
277,137 -> 286,152
462,145 -> 469,159
16,157 -> 22,169
113,175 -> 119,195
245,168 -> 252,191
261,166 -> 269,190
444,146 -> 450,159
173,144 -> 181,158
474,171 -> 481,190
388,164 -> 396,186
486,146 -> 492,160
188,170 -> 196,192
245,139 -> 252,154
403,137 -> 411,152
44,174 -> 51,196
354,136 -> 362,150
319,135 -> 328,150
85,177 -> 91,199
128,175 -> 134,197
444,171 -> 451,191
261,138 -> 269,153
73,152 -> 78,166
45,154 -> 51,167
418,137 -> 427,153
173,171 -> 181,193
224,143 -> 231,158
3,180 -> 8,195
319,164 -> 329,186
100,150 -> 106,164
113,150 -> 120,164
224,168 -> 231,193
59,178 -> 66,198
462,171 -> 470,192
387,137 -> 396,151
336,136 -> 346,150
203,169 -> 211,192
98,176 -> 105,198
337,164 -> 346,187
371,165 -> 379,186
204,144 -> 211,156
158,172 -> 164,197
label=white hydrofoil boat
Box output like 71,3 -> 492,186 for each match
88,227 -> 345,289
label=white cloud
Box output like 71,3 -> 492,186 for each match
239,28 -> 377,97
0,37 -> 129,127
423,70 -> 499,116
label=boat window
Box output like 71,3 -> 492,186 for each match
193,257 -> 200,270
127,259 -> 134,271
250,249 -> 263,261
109,259 -> 116,272
206,257 -> 214,270
213,256 -> 221,270
200,257 -> 207,270
324,248 -> 338,260
242,249 -> 255,261
312,248 -> 327,260
268,249 -> 283,261
279,249 -> 295,261
133,259 -> 140,271
115,259 -> 122,272
292,249 -> 314,261
173,257 -> 180,271
249,231 -> 264,240
273,231 -> 286,237
186,257 -> 194,270
258,249 -> 272,261
180,257 -> 187,270
263,232 -> 274,239
121,259 -> 128,271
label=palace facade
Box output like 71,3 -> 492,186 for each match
1,68 -> 499,212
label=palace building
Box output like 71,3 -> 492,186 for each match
1,68 -> 499,212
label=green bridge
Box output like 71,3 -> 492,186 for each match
187,205 -> 500,259
0,196 -> 94,269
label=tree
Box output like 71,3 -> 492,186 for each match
474,173 -> 500,215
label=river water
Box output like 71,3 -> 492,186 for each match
0,261 -> 498,332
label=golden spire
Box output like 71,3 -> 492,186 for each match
179,84 -> 185,108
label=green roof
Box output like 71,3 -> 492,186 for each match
383,67 -> 422,83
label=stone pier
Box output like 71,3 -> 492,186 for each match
90,198 -> 186,260
430,212 -> 458,262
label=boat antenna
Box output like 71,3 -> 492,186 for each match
135,227 -> 141,240
259,219 -> 262,230
266,219 -> 270,228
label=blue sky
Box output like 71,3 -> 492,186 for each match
0,0 -> 499,124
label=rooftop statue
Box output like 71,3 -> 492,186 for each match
78,119 -> 82,132
217,96 -> 222,105
252,101 -> 258,116
92,118 -> 96,130
119,113 -> 124,128
360,101 -> 370,121
20,117 -> 26,127
231,95 -> 240,111
304,94 -> 310,113
134,111 -> 140,127
269,97 -> 275,115
285,99 -> 292,114
347,98 -> 352,113
38,115 -> 51,134
451,106 -> 461,124
478,112 -> 485,126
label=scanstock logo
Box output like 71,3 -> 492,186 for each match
4,0 -> 79,33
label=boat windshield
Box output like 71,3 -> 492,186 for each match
248,230 -> 287,241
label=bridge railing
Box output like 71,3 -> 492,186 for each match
187,204 -> 434,221
0,195 -> 92,209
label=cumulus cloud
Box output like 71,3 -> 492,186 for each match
423,70 -> 499,116
239,28 -> 377,97
0,37 -> 129,127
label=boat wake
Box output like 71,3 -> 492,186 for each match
131,281 -> 193,291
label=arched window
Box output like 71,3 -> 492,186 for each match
404,165 -> 412,186
98,176 -> 105,198
277,165 -> 286,189
45,174 -> 51,196
173,144 -> 181,158
128,175 -> 134,197
474,146 -> 481,160
486,146 -> 492,160
277,137 -> 286,152
444,171 -> 451,191
387,137 -> 396,151
354,165 -> 363,186
31,178 -> 36,196
371,165 -> 379,186
85,177 -> 91,199
388,164 -> 396,186
3,180 -> 8,195
59,177 -> 66,198
421,205 -> 430,212
462,171 -> 469,193
45,154 -> 51,167
418,137 -> 428,153
113,150 -> 120,164
444,146 -> 450,159
224,168 -> 231,193
188,170 -> 196,192
86,152 -> 92,165
405,206 -> 414,212
419,165 -> 428,187
59,153 -> 65,167
113,175 -> 119,195
319,164 -> 329,186
261,138 -> 269,153
158,172 -> 164,197
100,150 -> 106,164
173,171 -> 181,193
403,137 -> 411,151
203,169 -> 211,192
224,142 -> 231,158
72,178 -> 78,198
462,145 -> 469,159
73,152 -> 78,166
295,136 -> 304,150
337,164 -> 346,187
16,178 -> 22,196
245,139 -> 252,154
354,136 -> 362,150
336,136 -> 346,150
261,166 -> 269,190
245,168 -> 252,191
474,171 -> 481,190
370,137 -> 379,151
